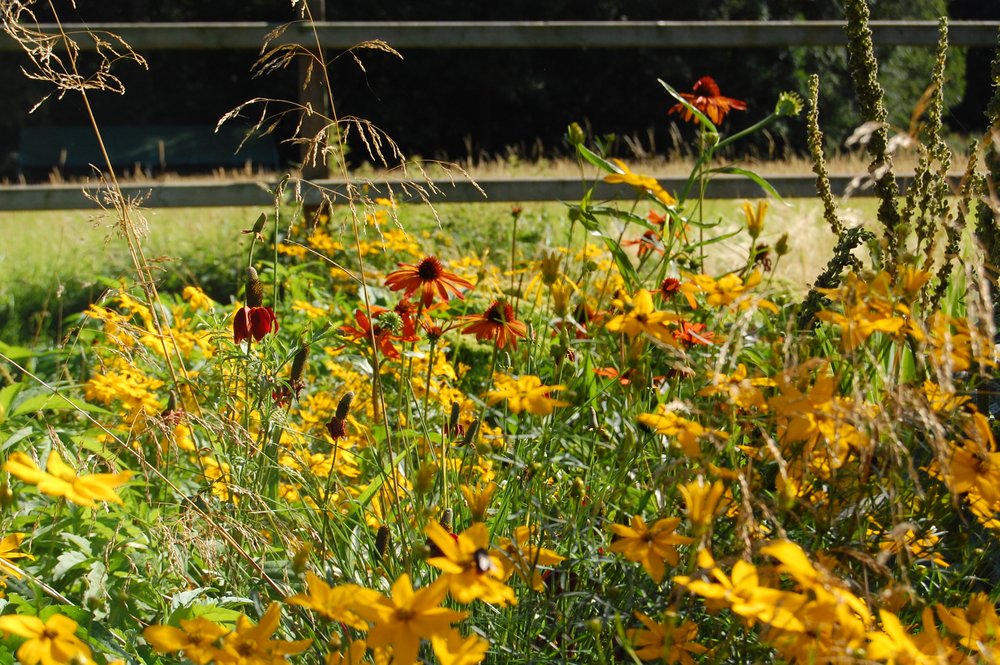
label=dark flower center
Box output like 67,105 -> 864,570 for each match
417,257 -> 444,281
661,278 -> 681,296
486,301 -> 511,324
692,76 -> 721,98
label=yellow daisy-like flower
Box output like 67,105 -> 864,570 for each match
5,450 -> 132,508
605,290 -> 678,346
609,515 -> 693,584
628,611 -> 707,664
638,407 -> 724,459
353,574 -> 466,665
143,616 -> 229,665
486,375 -> 569,416
0,613 -> 93,665
426,522 -> 517,606
604,159 -> 678,207
286,572 -> 377,629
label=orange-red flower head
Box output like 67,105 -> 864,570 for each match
669,76 -> 747,125
460,300 -> 527,350
385,256 -> 474,308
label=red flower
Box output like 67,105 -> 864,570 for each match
660,278 -> 682,298
459,300 -> 527,350
623,230 -> 665,258
672,321 -> 714,347
668,76 -> 747,125
234,306 -> 278,344
385,256 -> 474,308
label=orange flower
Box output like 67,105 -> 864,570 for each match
340,307 -> 417,360
385,256 -> 474,308
460,300 -> 527,349
669,76 -> 747,125
672,321 -> 714,347
623,230 -> 665,258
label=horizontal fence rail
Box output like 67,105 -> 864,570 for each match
0,174 -> 967,210
1,21 -> 998,51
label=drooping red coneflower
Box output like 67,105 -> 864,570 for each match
233,306 -> 278,344
668,76 -> 747,125
460,300 -> 527,350
385,256 -> 474,308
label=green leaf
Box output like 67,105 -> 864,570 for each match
52,551 -> 90,580
10,392 -> 110,419
171,587 -> 212,610
0,342 -> 33,362
577,144 -> 620,174
708,166 -> 788,204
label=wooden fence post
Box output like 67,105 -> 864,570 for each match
298,0 -> 329,221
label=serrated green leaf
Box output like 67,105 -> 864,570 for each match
52,551 -> 89,580
62,533 -> 93,556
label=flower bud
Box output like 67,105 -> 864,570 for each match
775,91 -> 804,117
246,267 -> 264,308
567,122 -> 585,146
374,525 -> 390,563
775,232 -> 790,257
336,392 -> 354,421
292,542 -> 312,574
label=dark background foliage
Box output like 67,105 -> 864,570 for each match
2,0 -> 999,177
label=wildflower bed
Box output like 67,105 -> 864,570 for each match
3,1 -> 1000,664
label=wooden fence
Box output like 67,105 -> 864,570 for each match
1,20 -> 996,209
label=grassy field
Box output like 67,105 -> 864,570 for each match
0,195 -> 877,344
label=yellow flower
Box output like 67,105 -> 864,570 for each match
679,478 -> 728,533
945,412 -> 1000,505
220,603 -> 311,664
182,286 -> 215,311
680,270 -> 778,312
324,639 -> 368,665
866,609 -> 951,664
354,574 -> 466,665
627,611 -> 707,664
486,375 -> 569,416
143,616 -> 229,665
698,363 -> 774,411
936,593 -> 1000,654
0,613 -> 93,665
286,572 -> 378,629
674,549 -> 805,632
604,159 -> 677,207
425,522 -> 517,606
638,407 -> 723,459
460,483 -> 497,522
0,533 -> 33,580
493,525 -> 565,592
609,515 -> 694,583
430,630 -> 490,665
5,450 -> 132,508
742,200 -> 767,239
606,290 -> 678,345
